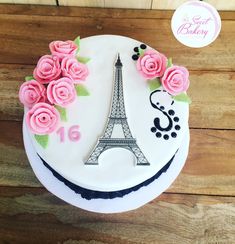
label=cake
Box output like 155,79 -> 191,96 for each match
19,35 -> 190,210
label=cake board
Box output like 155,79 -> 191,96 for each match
23,121 -> 190,214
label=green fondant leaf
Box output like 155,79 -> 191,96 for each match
173,93 -> 192,104
55,105 -> 67,121
25,75 -> 34,81
148,78 -> 161,91
75,84 -> 90,96
167,57 -> 173,68
77,56 -> 91,64
138,47 -> 145,56
74,36 -> 80,48
34,134 -> 49,148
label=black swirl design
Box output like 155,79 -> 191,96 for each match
150,90 -> 181,140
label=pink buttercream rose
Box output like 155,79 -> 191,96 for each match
26,102 -> 60,135
161,65 -> 190,96
49,40 -> 78,61
19,80 -> 46,108
47,77 -> 76,107
33,55 -> 61,84
61,57 -> 89,84
137,50 -> 167,79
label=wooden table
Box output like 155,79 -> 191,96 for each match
0,4 -> 234,243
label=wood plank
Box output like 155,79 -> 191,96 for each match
2,0 -> 235,10
0,120 -> 40,187
152,0 -> 186,10
104,0 -> 152,9
0,4 -> 235,20
1,64 -> 234,130
59,0 -> 152,9
0,187 -> 234,243
0,120 -> 234,196
0,4 -> 173,18
0,64 -> 24,122
188,71 -> 235,130
0,14 -> 234,71
209,0 -> 235,11
0,0 -> 56,4
169,129 -> 235,196
59,0 -> 104,7
152,0 -> 235,10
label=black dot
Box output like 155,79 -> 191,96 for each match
156,132 -> 161,138
151,127 -> 157,133
163,134 -> 169,140
175,125 -> 181,130
140,44 -> 147,49
134,47 -> 139,52
137,52 -> 140,56
160,106 -> 165,110
157,102 -> 159,105
132,54 -> 138,60
171,132 -> 177,138
168,110 -> 175,116
173,117 -> 179,122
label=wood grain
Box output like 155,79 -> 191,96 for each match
0,120 -> 40,187
169,129 -> 235,195
59,0 -> 104,7
0,64 -> 24,122
59,0 -> 153,9
152,0 -> 235,10
1,64 -> 234,130
0,4 -> 174,18
188,71 -> 235,130
209,0 -> 235,10
104,0 -> 152,9
0,187 -> 234,243
0,4 -> 235,20
152,0 -> 184,9
0,14 -> 234,71
1,0 -> 235,10
0,0 -> 56,4
0,120 -> 234,196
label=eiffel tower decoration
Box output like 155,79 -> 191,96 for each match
85,54 -> 150,166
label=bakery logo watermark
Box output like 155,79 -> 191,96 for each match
177,15 -> 212,39
171,0 -> 221,48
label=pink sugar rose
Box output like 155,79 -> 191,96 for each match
26,102 -> 60,135
161,65 -> 190,96
137,50 -> 167,79
61,57 -> 89,84
33,55 -> 61,84
49,40 -> 78,61
47,77 -> 76,107
19,80 -> 46,108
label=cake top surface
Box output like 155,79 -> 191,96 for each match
20,35 -> 190,191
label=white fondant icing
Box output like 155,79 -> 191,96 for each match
26,35 -> 189,191
23,122 -> 190,213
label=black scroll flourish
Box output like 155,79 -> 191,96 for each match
149,90 -> 173,132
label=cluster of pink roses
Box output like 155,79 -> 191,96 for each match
19,39 -> 89,135
136,50 -> 189,96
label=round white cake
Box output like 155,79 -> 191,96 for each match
22,35 -> 190,201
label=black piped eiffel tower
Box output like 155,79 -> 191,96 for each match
85,55 -> 150,166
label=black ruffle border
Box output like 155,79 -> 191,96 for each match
39,153 -> 176,200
